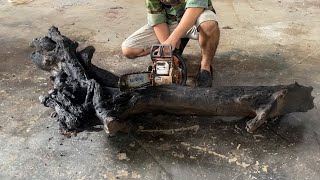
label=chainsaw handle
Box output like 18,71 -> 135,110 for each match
173,51 -> 187,86
151,44 -> 173,59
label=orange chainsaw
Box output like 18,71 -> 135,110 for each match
118,44 -> 187,91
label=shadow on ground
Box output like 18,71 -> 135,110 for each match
183,48 -> 289,87
104,113 -> 307,180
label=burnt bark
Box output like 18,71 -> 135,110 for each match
30,26 -> 315,135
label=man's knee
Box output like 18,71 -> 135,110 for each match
122,47 -> 136,59
199,21 -> 219,37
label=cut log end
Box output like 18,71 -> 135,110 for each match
104,118 -> 129,136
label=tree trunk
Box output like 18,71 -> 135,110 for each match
30,27 -> 315,135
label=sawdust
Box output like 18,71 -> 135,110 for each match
137,125 -> 199,134
103,172 -> 116,180
254,161 -> 260,171
129,142 -> 135,148
228,157 -> 238,163
117,153 -> 129,161
190,155 -> 196,159
103,171 -> 140,179
236,161 -> 250,168
253,134 -> 265,142
237,144 -> 241,150
172,151 -> 185,158
253,134 -> 265,139
156,143 -> 171,151
181,142 -> 251,168
262,165 -> 269,172
131,171 -> 141,179
116,170 -> 129,178
253,161 -> 270,173
8,0 -> 33,5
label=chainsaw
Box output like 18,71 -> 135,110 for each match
119,44 -> 187,91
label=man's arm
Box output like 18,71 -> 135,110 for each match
145,0 -> 170,43
163,7 -> 204,50
153,23 -> 170,43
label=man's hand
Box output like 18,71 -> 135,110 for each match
153,23 -> 180,50
153,7 -> 204,50
162,36 -> 180,50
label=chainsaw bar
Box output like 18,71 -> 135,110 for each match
118,71 -> 151,92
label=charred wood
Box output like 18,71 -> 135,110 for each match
30,27 -> 314,135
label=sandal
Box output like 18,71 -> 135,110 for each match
196,65 -> 213,87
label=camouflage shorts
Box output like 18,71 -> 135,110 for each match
121,10 -> 218,50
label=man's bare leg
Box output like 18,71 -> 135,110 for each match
198,21 -> 220,72
122,47 -> 150,59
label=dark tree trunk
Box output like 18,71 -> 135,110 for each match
30,27 -> 315,135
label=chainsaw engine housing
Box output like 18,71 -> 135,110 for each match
151,44 -> 184,86
118,44 -> 187,91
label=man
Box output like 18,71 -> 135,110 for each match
122,0 -> 220,87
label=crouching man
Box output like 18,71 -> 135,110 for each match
122,0 -> 220,87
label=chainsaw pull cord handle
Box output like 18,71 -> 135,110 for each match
173,49 -> 187,86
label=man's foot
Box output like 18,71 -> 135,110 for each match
196,66 -> 213,87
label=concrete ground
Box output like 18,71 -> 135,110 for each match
0,0 -> 319,179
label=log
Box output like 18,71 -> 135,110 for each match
30,26 -> 315,135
